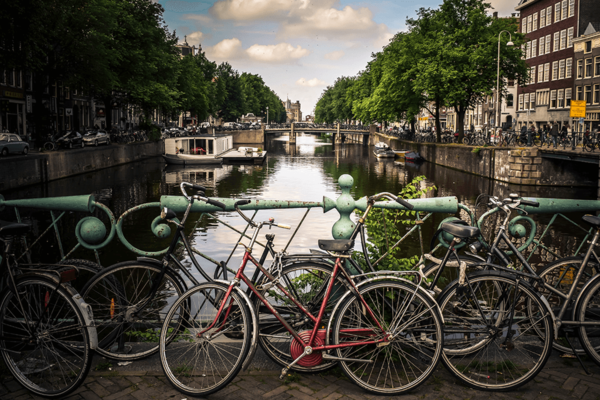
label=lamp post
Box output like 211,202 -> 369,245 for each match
266,106 -> 269,125
496,30 -> 514,135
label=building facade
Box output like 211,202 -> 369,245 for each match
515,0 -> 600,130
572,23 -> 600,131
283,98 -> 302,122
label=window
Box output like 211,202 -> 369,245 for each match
15,70 -> 21,88
577,86 -> 583,100
561,0 -> 567,20
577,59 -> 584,78
585,41 -> 592,53
522,18 -> 527,34
566,58 -> 572,78
544,63 -> 550,81
550,90 -> 557,108
65,87 -> 70,99
540,9 -> 546,28
0,70 -> 4,85
6,69 -> 13,86
558,89 -> 565,108
531,39 -> 537,58
538,65 -> 544,83
560,29 -> 566,50
519,94 -> 524,110
585,85 -> 592,104
567,27 -> 574,48
530,92 -> 536,109
507,94 -> 514,107
527,15 -> 533,33
553,32 -> 560,51
559,59 -> 565,79
596,57 -> 600,76
533,13 -> 538,31
546,34 -> 551,54
569,0 -> 575,17
527,42 -> 531,59
552,61 -> 559,80
525,93 -> 530,110
25,71 -> 32,91
546,6 -> 553,25
539,36 -> 545,56
508,79 -> 515,87
595,84 -> 600,104
566,88 -> 572,106
531,66 -> 536,84
555,2 -> 561,23
586,58 -> 593,78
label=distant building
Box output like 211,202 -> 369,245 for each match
283,98 -> 302,122
176,36 -> 199,58
305,115 -> 314,122
240,113 -> 262,123
572,22 -> 600,131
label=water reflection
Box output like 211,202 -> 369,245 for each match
0,133 -> 597,280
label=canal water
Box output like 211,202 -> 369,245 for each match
2,134 -> 597,281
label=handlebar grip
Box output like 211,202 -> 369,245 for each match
234,199 -> 252,207
396,198 -> 414,210
182,182 -> 206,192
277,224 -> 291,230
207,198 -> 226,210
520,199 -> 540,207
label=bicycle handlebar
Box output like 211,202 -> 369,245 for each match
368,192 -> 414,210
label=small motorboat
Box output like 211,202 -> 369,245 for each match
374,143 -> 396,158
405,151 -> 424,161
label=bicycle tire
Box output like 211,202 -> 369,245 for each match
536,256 -> 600,354
331,280 -> 443,394
0,275 -> 92,398
81,262 -> 186,360
575,276 -> 600,367
160,282 -> 252,397
438,271 -> 552,391
254,262 -> 344,372
43,142 -> 55,151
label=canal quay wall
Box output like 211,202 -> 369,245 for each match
371,132 -> 599,188
0,141 -> 162,191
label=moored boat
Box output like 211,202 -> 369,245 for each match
163,134 -> 233,165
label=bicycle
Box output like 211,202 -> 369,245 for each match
158,193 -> 445,396
0,220 -> 96,397
583,131 -> 598,152
43,133 -> 57,151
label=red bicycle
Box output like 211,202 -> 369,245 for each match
158,195 -> 444,396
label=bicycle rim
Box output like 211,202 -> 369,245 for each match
82,263 -> 185,360
577,278 -> 600,367
160,283 -> 251,396
0,277 -> 91,397
255,263 -> 343,372
332,281 -> 443,394
439,274 -> 552,391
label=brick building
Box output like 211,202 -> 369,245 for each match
572,23 -> 600,131
515,0 -> 600,130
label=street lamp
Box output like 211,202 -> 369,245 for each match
266,106 -> 269,125
495,30 -> 514,134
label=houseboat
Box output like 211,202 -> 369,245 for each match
163,135 -> 233,165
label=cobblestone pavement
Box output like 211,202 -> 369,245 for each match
1,351 -> 600,400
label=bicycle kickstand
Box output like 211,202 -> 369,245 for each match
563,330 -> 591,376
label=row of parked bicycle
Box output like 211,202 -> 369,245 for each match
2,183 -> 600,397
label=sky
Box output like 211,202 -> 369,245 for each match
157,0 -> 518,118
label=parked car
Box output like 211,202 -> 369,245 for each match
222,122 -> 237,130
57,131 -> 84,149
0,133 -> 29,156
83,130 -> 110,146
199,122 -> 211,129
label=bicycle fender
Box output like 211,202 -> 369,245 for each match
214,280 -> 259,372
325,274 -> 443,347
72,293 -> 98,350
572,273 -> 600,327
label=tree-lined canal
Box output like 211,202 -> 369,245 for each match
2,134 -> 597,279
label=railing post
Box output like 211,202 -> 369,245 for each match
331,175 -> 356,239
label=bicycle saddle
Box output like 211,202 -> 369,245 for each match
440,222 -> 480,238
582,215 -> 600,229
318,239 -> 355,252
0,220 -> 31,236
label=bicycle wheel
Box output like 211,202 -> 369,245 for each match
438,272 -> 552,391
575,277 -> 600,367
537,256 -> 599,354
43,142 -> 54,151
254,262 -> 345,372
331,280 -> 443,395
160,282 -> 251,397
81,262 -> 186,360
0,276 -> 92,398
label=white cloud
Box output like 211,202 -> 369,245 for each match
205,38 -> 310,63
296,77 -> 326,87
209,0 -> 293,21
186,31 -> 204,45
488,0 -> 518,16
324,50 -> 344,60
205,38 -> 244,60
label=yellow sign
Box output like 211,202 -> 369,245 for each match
4,90 -> 24,99
570,100 -> 586,118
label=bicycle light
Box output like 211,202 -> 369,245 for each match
469,241 -> 482,254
